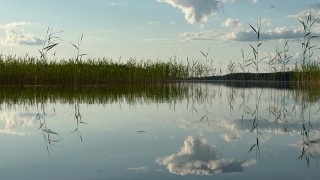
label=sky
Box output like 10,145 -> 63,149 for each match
0,0 -> 320,71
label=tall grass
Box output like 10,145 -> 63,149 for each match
294,13 -> 320,85
0,54 -> 191,85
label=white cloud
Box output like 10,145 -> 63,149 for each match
227,26 -> 306,41
0,22 -> 31,30
0,21 -> 43,46
157,0 -> 225,24
221,18 -> 243,28
156,136 -> 256,175
180,26 -> 311,42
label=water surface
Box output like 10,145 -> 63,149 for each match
0,84 -> 319,179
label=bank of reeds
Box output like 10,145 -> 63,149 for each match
292,13 -> 320,86
0,54 -> 191,85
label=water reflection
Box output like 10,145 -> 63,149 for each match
0,112 -> 35,136
70,100 -> 87,141
0,83 -> 320,178
156,136 -> 257,175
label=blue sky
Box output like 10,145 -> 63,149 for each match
0,0 -> 319,71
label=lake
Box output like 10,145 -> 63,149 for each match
0,83 -> 319,180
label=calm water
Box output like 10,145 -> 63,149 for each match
0,84 -> 319,180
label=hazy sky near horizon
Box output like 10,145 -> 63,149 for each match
0,0 -> 320,69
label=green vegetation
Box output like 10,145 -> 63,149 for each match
0,54 -> 190,85
0,83 -> 191,106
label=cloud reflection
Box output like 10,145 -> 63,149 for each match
127,167 -> 149,172
0,111 -> 56,136
0,112 -> 35,136
156,136 -> 256,175
289,139 -> 320,159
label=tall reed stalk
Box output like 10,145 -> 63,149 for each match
295,12 -> 320,85
249,19 -> 266,76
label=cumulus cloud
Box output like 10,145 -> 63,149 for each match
221,18 -> 243,28
157,0 -> 225,24
223,26 -> 306,41
156,136 -> 256,175
0,21 -> 43,46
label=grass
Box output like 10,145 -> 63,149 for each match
0,54 -> 191,85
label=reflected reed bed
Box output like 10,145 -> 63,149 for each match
0,83 -> 193,106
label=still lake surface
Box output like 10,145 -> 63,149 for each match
0,83 -> 319,179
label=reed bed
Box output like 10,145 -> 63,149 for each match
0,55 -> 191,85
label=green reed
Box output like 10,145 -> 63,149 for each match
0,54 -> 191,85
293,12 -> 320,85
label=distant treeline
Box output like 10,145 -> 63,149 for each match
191,72 -> 294,81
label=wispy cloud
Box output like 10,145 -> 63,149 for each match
287,4 -> 320,24
147,21 -> 159,25
0,22 -> 43,46
249,0 -> 258,4
127,167 -> 149,172
139,38 -> 178,43
179,26 -> 312,42
157,0 -> 225,24
107,2 -> 127,6
156,136 -> 256,175
179,30 -> 226,41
